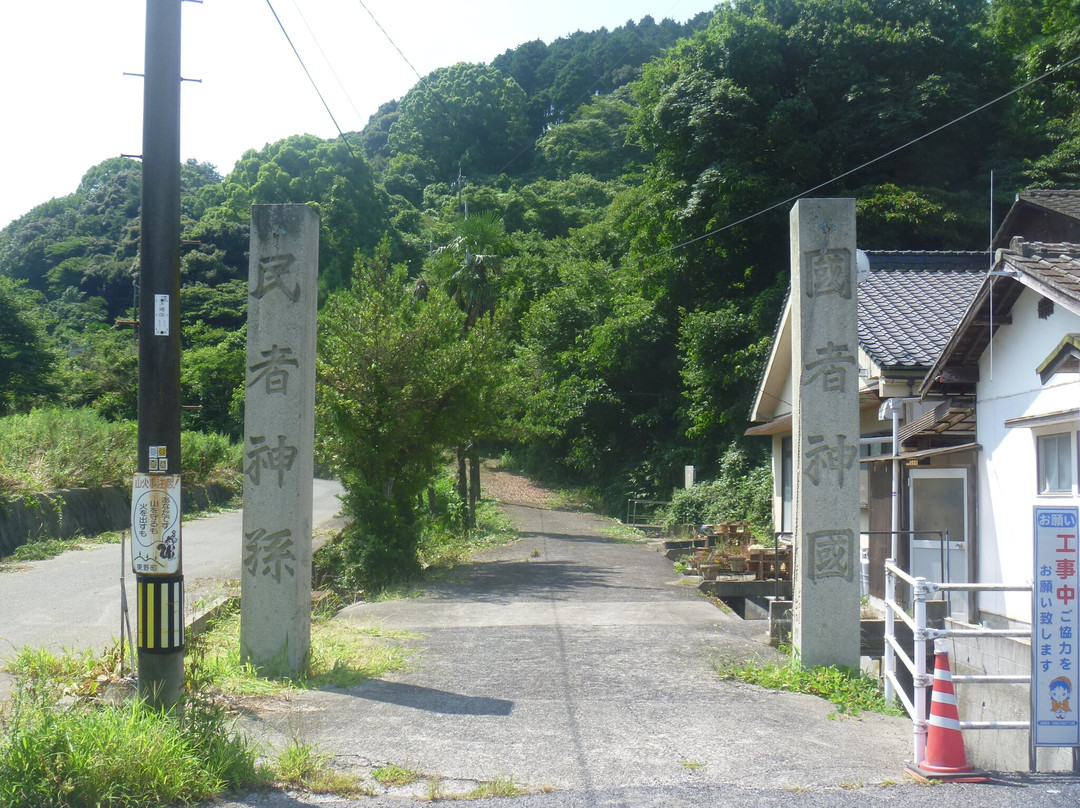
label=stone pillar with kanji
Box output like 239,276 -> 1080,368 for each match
790,198 -> 861,669
240,204 -> 318,677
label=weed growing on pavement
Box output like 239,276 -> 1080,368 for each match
426,774 -> 445,799
274,738 -> 372,796
373,764 -> 422,786
462,775 -> 525,798
187,604 -> 414,694
715,651 -> 903,717
601,522 -> 647,542
680,760 -> 706,770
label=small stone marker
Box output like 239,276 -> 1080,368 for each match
240,204 -> 319,677
789,198 -> 861,669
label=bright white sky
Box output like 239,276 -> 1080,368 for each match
0,0 -> 718,229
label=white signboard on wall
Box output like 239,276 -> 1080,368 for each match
1033,506 -> 1080,747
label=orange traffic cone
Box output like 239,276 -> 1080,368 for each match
905,642 -> 989,783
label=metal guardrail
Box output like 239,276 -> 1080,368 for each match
624,499 -> 670,531
883,559 -> 1033,769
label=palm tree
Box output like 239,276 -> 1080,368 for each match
430,210 -> 507,527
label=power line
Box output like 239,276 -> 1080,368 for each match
354,0 -> 424,83
287,0 -> 366,126
654,51 -> 1080,260
263,0 -> 358,160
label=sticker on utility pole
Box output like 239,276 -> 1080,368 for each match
154,294 -> 169,336
131,474 -> 181,575
1033,506 -> 1080,747
149,445 -> 168,472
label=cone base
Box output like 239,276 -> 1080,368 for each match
905,763 -> 989,783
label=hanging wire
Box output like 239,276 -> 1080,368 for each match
263,0 -> 358,160
649,52 -> 1080,261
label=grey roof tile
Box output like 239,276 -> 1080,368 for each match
858,252 -> 986,369
1002,240 -> 1080,306
1018,190 -> 1080,222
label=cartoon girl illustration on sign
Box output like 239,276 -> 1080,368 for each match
1049,676 -> 1072,720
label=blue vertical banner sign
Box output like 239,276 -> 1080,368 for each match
1033,506 -> 1080,747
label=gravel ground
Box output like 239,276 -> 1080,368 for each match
479,461 -> 557,508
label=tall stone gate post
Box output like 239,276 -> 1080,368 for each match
240,204 -> 318,677
790,198 -> 861,670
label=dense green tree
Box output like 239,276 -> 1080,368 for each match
209,134 -> 392,296
535,90 -> 649,181
60,327 -> 138,421
987,0 -> 1080,187
0,277 -> 58,414
357,100 -> 399,164
317,241 -> 507,586
180,330 -> 245,439
387,63 -> 531,178
492,14 -> 712,133
633,0 -> 1004,250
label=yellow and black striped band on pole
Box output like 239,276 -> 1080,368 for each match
136,575 -> 184,653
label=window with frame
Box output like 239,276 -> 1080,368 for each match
1037,432 -> 1076,494
781,437 -> 793,532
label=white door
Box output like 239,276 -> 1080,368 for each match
909,468 -> 969,622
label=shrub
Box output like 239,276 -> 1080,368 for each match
0,407 -> 136,491
181,429 -> 242,491
664,443 -> 772,540
0,407 -> 241,495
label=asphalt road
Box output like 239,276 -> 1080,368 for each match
208,503 -> 1080,807
0,478 -> 345,700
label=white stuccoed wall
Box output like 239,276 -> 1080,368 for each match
974,287 -> 1080,627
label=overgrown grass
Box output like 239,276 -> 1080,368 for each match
1,533 -> 119,564
420,498 -> 519,569
186,604 -> 414,695
0,648 -> 268,808
601,522 -> 648,542
275,738 -> 372,796
373,764 -> 422,787
545,487 -> 603,512
461,775 -> 526,799
0,406 -> 241,494
716,651 -> 904,717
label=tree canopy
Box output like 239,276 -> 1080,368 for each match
1,1 -> 1077,531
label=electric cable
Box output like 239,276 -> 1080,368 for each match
288,0 -> 367,126
354,0 -> 424,83
263,0 -> 359,160
651,51 -> 1080,260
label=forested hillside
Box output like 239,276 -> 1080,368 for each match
1,1 -> 1077,522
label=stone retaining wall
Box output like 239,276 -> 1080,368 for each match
0,484 -> 235,558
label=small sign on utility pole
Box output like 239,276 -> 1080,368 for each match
130,474 -> 181,575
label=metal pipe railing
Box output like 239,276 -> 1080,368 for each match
883,558 -> 1035,769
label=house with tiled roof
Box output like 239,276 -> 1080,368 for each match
746,190 -> 1080,770
992,189 -> 1080,249
746,250 -> 988,610
920,238 -> 1080,628
912,231 -> 1080,771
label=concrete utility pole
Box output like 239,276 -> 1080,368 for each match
135,0 -> 184,708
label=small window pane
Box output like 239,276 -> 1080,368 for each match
1038,433 -> 1075,494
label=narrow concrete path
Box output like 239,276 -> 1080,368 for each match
220,503 -> 975,805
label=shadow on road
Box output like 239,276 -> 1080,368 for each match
347,679 -> 514,716
426,559 -> 621,601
